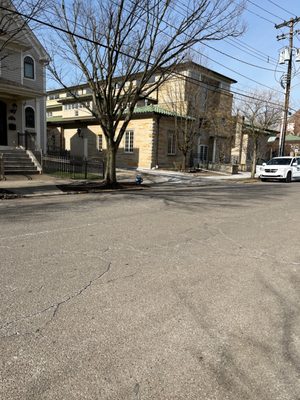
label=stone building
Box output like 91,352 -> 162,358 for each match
46,62 -> 237,170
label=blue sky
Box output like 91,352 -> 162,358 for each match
201,0 -> 300,109
43,0 -> 299,109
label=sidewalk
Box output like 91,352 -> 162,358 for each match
137,168 -> 252,182
0,174 -> 72,198
0,169 -> 252,198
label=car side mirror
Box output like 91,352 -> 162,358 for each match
262,162 -> 266,166
293,162 -> 297,166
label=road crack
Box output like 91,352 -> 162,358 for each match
0,262 -> 111,335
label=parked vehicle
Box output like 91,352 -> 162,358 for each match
257,156 -> 300,182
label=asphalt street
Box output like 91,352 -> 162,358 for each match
1,181 -> 300,399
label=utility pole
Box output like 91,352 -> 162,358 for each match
275,17 -> 300,156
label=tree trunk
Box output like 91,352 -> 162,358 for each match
105,141 -> 118,186
182,153 -> 187,171
251,137 -> 258,179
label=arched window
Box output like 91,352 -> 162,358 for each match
24,56 -> 34,79
25,107 -> 35,128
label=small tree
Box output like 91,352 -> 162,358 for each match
237,90 -> 282,178
174,116 -> 198,171
47,0 -> 245,186
162,75 -> 202,171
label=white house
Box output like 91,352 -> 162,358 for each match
0,1 -> 49,153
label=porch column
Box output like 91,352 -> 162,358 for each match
35,98 -> 41,150
212,136 -> 217,163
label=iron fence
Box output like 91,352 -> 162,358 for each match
42,155 -> 104,179
18,131 -> 36,150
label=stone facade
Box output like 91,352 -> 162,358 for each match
46,62 -> 237,170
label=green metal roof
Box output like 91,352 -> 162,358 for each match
47,116 -> 76,123
268,134 -> 300,143
47,104 -> 63,110
133,104 -> 194,119
47,105 -> 194,124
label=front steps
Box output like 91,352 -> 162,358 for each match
0,147 -> 41,175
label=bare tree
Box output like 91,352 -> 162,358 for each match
174,115 -> 198,171
47,0 -> 245,186
161,76 -> 203,171
237,89 -> 282,178
0,0 -> 46,62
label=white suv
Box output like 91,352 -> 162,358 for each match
258,156 -> 300,183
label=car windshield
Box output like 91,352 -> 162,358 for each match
267,158 -> 292,166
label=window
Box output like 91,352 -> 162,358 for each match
199,145 -> 208,162
125,131 -> 134,153
24,56 -> 34,79
220,82 -> 230,91
46,111 -> 53,118
98,134 -> 103,152
189,70 -> 201,81
25,107 -> 35,128
167,131 -> 176,155
63,102 -> 89,110
48,94 -> 60,100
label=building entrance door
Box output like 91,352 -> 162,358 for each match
0,101 -> 7,146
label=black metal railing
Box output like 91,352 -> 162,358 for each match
17,131 -> 36,150
42,155 -> 104,179
0,153 -> 4,180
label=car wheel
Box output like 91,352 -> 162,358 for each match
285,171 -> 292,183
260,178 -> 267,182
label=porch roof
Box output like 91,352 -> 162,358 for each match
47,105 -> 194,125
0,77 -> 45,99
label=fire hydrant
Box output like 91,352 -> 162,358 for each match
135,174 -> 143,185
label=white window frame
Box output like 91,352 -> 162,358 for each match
98,134 -> 103,152
167,130 -> 176,155
124,130 -> 134,153
198,144 -> 208,162
23,55 -> 35,80
24,106 -> 35,129
48,93 -> 60,100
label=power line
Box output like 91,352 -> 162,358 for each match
275,16 -> 300,155
50,0 -> 286,102
265,0 -> 296,18
202,42 -> 283,72
169,4 -> 282,71
245,0 -> 283,21
242,4 -> 277,24
0,3 -> 285,110
161,1 -> 285,93
174,0 -> 279,63
224,37 -> 279,65
58,0 -> 284,94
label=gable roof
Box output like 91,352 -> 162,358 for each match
0,0 -> 49,63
